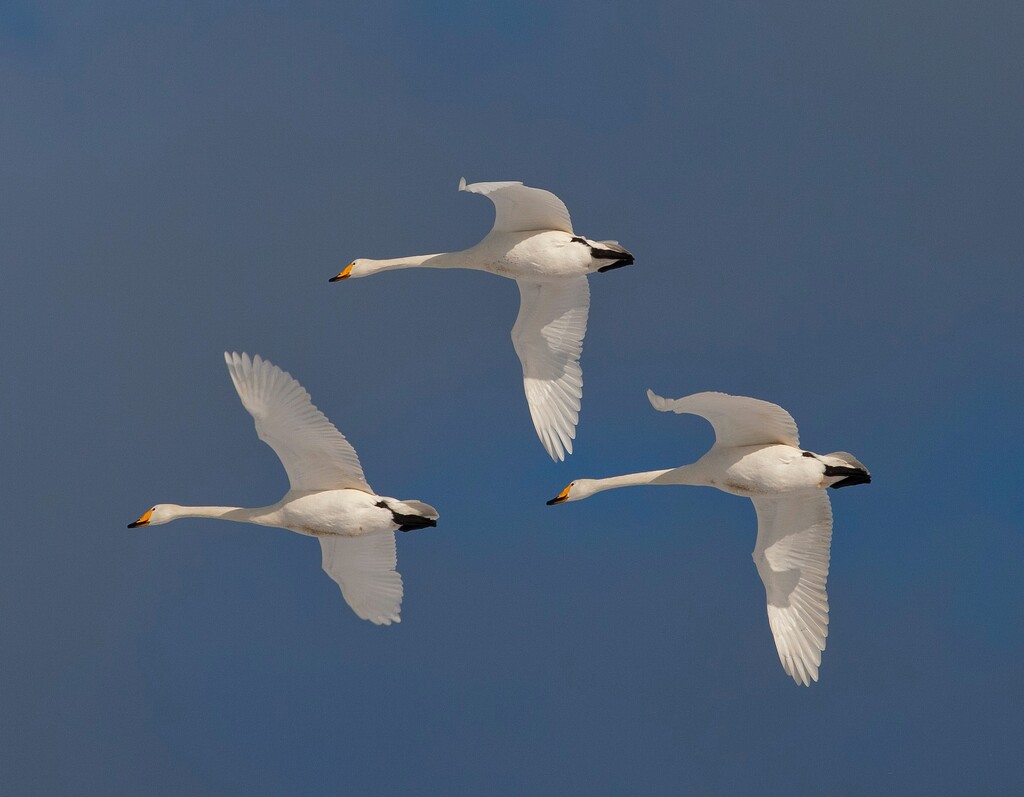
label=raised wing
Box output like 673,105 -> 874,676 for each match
512,277 -> 589,461
459,177 -> 574,234
224,352 -> 371,492
751,490 -> 833,686
647,390 -> 800,448
320,533 -> 402,625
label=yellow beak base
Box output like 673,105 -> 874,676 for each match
546,485 -> 571,506
329,263 -> 354,282
128,508 -> 153,528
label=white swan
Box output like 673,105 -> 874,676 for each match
128,353 -> 439,625
331,178 -> 634,461
547,390 -> 870,686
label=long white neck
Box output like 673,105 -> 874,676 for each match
595,469 -> 674,491
355,250 -> 475,277
164,504 -> 268,524
580,464 -> 704,498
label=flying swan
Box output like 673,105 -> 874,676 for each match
330,178 -> 634,461
128,352 -> 439,625
547,390 -> 870,685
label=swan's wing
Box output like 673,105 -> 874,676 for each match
320,533 -> 402,625
512,277 -> 589,461
224,352 -> 371,493
459,177 -> 574,234
647,390 -> 800,448
751,490 -> 833,686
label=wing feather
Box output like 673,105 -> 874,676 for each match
320,533 -> 402,625
647,390 -> 800,448
224,352 -> 371,492
459,178 -> 574,234
751,490 -> 833,686
512,278 -> 589,461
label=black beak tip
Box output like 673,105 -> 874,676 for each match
127,521 -> 138,528
328,275 -> 340,283
546,497 -> 561,506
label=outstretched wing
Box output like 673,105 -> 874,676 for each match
647,390 -> 800,448
751,490 -> 833,686
320,533 -> 402,625
224,352 -> 371,492
459,177 -> 574,234
512,277 -> 590,461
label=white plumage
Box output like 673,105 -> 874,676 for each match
548,389 -> 870,685
225,351 -> 370,492
459,178 -> 574,234
331,178 -> 634,461
128,353 -> 439,625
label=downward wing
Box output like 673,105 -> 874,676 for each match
751,490 -> 833,686
320,533 -> 403,625
512,277 -> 590,461
224,352 -> 371,492
647,390 -> 800,448
459,178 -> 574,234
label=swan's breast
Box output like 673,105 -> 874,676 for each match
278,490 -> 392,538
713,445 -> 822,496
482,231 -> 592,279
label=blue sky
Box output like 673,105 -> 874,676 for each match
2,1 -> 1022,793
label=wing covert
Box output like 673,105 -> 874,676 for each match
320,533 -> 403,625
751,490 -> 833,686
459,178 -> 574,234
647,390 -> 800,448
512,277 -> 590,461
224,352 -> 371,492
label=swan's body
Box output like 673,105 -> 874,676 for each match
332,179 -> 634,461
548,390 -> 870,686
128,353 -> 439,625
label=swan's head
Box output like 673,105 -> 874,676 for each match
546,480 -> 598,505
329,260 -> 365,282
127,504 -> 177,528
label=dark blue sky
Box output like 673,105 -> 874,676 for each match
3,1 -> 1022,793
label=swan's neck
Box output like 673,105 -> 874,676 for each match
596,469 -> 675,491
584,464 -> 704,496
649,462 -> 705,486
357,250 -> 474,277
165,505 -> 268,524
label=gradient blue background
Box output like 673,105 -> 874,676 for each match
3,1 -> 1022,794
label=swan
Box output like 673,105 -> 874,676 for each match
330,178 -> 634,461
128,352 -> 439,625
547,390 -> 870,685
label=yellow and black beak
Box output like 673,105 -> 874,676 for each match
329,262 -> 354,282
546,485 -> 571,505
128,508 -> 153,528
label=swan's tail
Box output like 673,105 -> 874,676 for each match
572,237 -> 635,272
376,499 -> 439,532
821,452 -> 871,490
